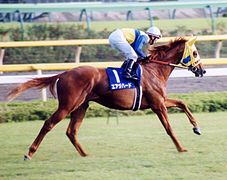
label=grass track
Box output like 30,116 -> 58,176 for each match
2,17 -> 227,33
0,112 -> 227,179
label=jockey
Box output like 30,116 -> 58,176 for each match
108,26 -> 162,80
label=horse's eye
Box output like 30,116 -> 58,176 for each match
193,51 -> 197,58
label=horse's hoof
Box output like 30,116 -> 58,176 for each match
81,153 -> 88,157
24,154 -> 31,161
179,149 -> 188,152
193,127 -> 201,135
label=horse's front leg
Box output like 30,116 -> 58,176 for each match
153,104 -> 187,152
165,98 -> 201,135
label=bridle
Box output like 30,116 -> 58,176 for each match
148,59 -> 190,69
148,58 -> 205,77
146,38 -> 206,77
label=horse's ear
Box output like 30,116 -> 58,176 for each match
187,36 -> 197,46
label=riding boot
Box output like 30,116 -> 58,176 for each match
122,59 -> 135,79
121,60 -> 128,69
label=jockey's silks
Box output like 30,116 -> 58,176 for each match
121,28 -> 149,58
122,28 -> 135,44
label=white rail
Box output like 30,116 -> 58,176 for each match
1,68 -> 227,84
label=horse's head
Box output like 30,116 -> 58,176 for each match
180,37 -> 206,77
144,37 -> 206,77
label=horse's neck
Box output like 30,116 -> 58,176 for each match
143,42 -> 184,82
143,62 -> 174,82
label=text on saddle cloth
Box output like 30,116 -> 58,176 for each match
106,64 -> 142,90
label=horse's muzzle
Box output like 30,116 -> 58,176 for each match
189,66 -> 206,77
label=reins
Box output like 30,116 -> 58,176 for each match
148,59 -> 188,69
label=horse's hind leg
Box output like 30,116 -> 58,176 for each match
24,107 -> 70,160
66,102 -> 89,157
165,98 -> 201,135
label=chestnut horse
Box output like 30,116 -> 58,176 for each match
7,37 -> 206,160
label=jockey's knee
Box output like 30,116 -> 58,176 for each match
126,57 -> 137,62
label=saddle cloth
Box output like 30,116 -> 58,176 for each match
106,64 -> 142,111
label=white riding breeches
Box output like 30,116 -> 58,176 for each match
108,29 -> 138,62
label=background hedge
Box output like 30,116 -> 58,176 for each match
1,92 -> 227,123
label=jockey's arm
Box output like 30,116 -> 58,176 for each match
132,35 -> 148,58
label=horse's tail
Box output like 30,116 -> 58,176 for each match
7,74 -> 61,101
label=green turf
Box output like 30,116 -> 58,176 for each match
86,17 -> 227,32
2,17 -> 227,33
0,112 -> 227,179
88,18 -> 220,32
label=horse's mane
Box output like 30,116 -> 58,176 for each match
139,37 -> 187,64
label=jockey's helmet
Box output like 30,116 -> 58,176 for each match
146,26 -> 162,38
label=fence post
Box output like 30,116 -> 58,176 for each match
79,9 -> 91,31
207,5 -> 216,34
75,46 -> 82,63
145,7 -> 154,27
126,10 -> 133,20
215,41 -> 222,58
0,48 -> 5,74
37,69 -> 47,102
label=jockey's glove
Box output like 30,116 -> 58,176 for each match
142,56 -> 149,61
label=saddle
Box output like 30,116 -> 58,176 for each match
106,63 -> 142,111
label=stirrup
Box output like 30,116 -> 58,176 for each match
131,74 -> 138,81
123,72 -> 131,79
123,72 -> 138,81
